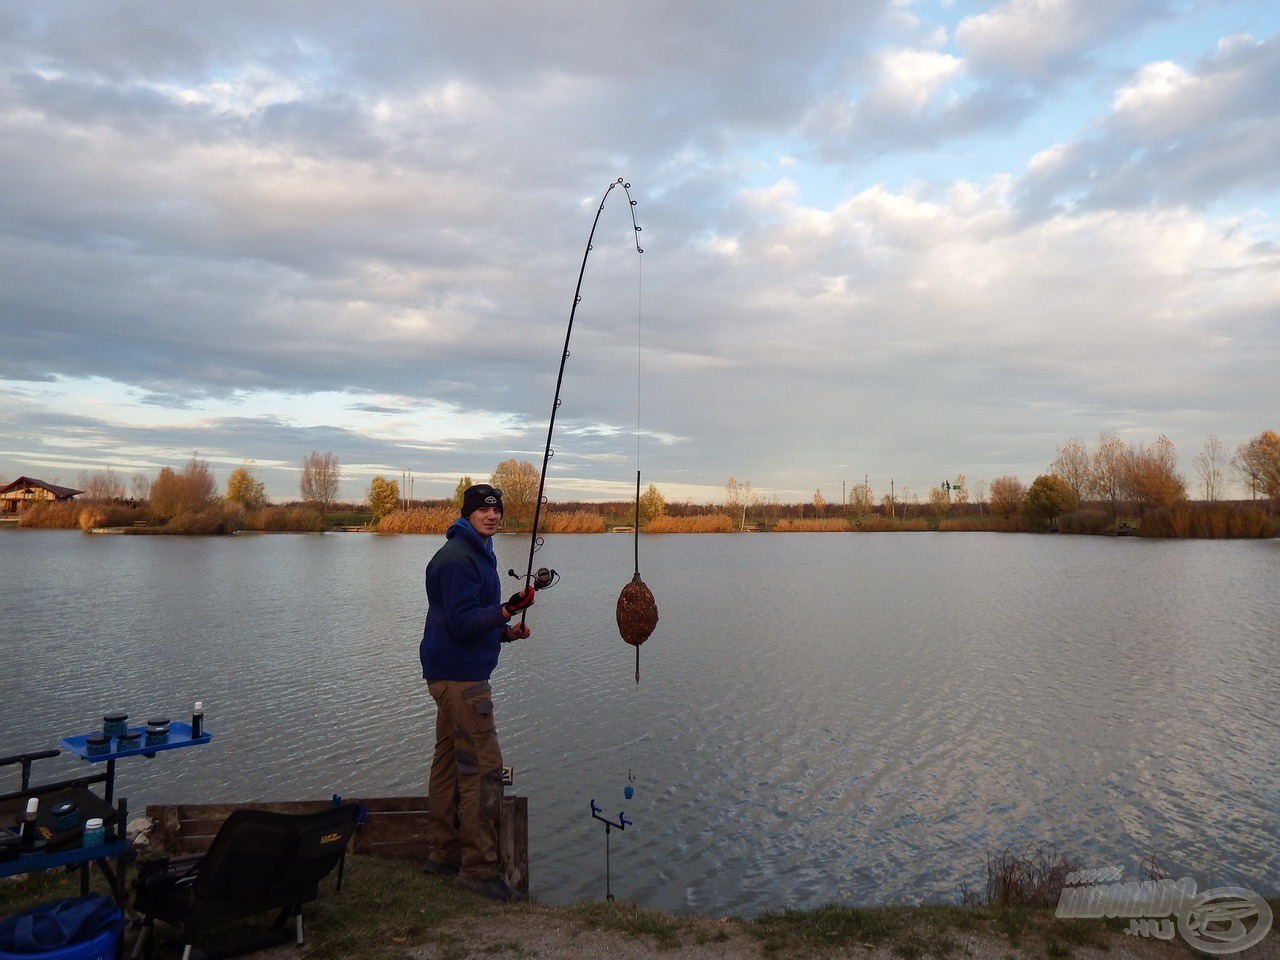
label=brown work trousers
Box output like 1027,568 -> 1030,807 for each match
426,679 -> 504,881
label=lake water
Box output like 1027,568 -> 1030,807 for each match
1,527 -> 1277,916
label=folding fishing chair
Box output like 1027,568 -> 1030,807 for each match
131,803 -> 360,960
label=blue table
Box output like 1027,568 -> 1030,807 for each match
1,723 -> 213,907
59,721 -> 213,804
0,832 -> 130,881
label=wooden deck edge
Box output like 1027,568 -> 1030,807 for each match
144,795 -> 529,895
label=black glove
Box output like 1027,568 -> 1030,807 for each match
502,585 -> 535,618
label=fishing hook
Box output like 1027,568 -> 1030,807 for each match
518,179 -> 644,612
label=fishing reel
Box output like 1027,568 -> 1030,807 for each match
507,566 -> 560,591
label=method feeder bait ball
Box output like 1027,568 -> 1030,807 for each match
616,469 -> 659,682
616,572 -> 658,683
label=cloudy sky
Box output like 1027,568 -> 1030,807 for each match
2,0 -> 1278,507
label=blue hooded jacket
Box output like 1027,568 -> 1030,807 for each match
419,517 -> 510,681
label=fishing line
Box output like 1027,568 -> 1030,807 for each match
615,216 -> 657,684
514,179 -> 643,614
619,197 -> 652,822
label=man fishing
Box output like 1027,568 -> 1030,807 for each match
420,483 -> 535,902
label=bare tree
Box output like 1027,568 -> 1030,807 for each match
300,451 -> 341,513
1090,431 -> 1126,518
724,477 -> 756,529
1051,437 -> 1092,503
1234,430 -> 1280,503
78,468 -> 125,502
1192,435 -> 1228,502
847,482 -> 873,517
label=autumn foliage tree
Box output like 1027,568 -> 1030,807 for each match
149,456 -> 215,520
989,476 -> 1026,518
226,460 -> 267,510
451,476 -> 474,512
927,486 -> 950,516
490,459 -> 539,527
637,483 -> 666,527
1120,435 -> 1185,509
846,483 -> 873,517
1022,474 -> 1079,528
367,475 -> 400,522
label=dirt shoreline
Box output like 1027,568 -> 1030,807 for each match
389,900 -> 1280,960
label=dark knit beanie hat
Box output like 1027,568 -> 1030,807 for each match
461,483 -> 503,517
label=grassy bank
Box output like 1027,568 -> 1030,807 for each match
4,854 -> 1270,960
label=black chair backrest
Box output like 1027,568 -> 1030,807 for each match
194,804 -> 360,903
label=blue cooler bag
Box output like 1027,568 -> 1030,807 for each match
0,893 -> 123,960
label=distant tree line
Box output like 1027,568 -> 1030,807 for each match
12,428 -> 1277,538
15,450 -> 348,533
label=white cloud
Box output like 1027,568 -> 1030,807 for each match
1112,60 -> 1194,113
956,0 -> 1168,80
875,48 -> 964,113
1,1 -> 1278,502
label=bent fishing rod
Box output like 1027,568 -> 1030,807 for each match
508,179 -> 644,614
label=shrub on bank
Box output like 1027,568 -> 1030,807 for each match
163,502 -> 241,535
852,515 -> 930,531
76,506 -> 150,531
241,506 -> 326,532
1055,509 -> 1112,535
774,518 -> 850,531
540,510 -> 606,533
1138,502 -> 1275,538
375,505 -> 456,534
644,514 -> 736,533
17,502 -> 82,528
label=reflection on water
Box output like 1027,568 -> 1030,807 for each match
2,527 -> 1277,915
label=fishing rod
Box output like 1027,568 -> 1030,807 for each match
510,179 -> 643,611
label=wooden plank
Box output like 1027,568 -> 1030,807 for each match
499,795 -> 529,895
355,811 -> 430,848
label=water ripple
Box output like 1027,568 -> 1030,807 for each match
1,529 -> 1276,914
